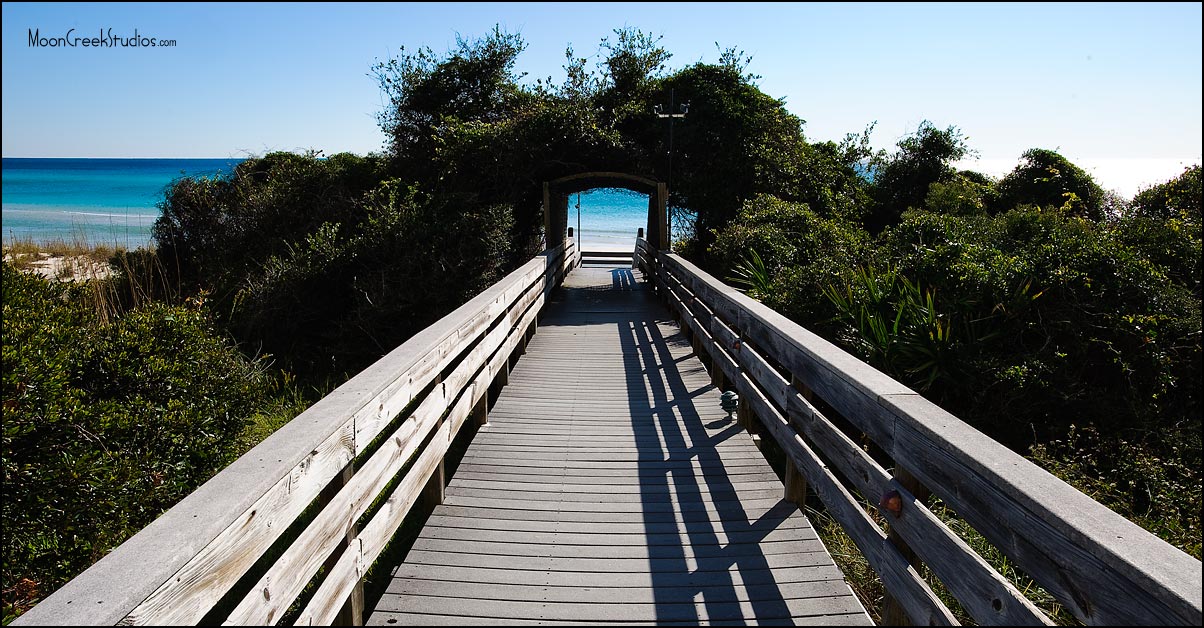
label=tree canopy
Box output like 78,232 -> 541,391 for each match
371,27 -> 865,250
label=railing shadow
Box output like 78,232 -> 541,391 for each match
612,281 -> 794,623
611,267 -> 635,290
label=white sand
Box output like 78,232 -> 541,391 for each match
4,253 -> 113,282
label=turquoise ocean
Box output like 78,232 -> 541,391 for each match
1,158 -> 650,250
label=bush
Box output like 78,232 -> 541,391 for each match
1129,164 -> 1201,224
153,151 -> 386,303
992,148 -> 1107,219
2,263 -> 272,619
708,194 -> 869,327
864,208 -> 1201,444
231,181 -> 516,377
1030,424 -> 1201,559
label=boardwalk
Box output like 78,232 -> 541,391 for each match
368,264 -> 871,626
14,242 -> 1199,627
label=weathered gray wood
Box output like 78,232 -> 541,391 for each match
297,279 -> 551,625
368,266 -> 870,626
374,592 -> 865,623
12,245 -> 571,627
367,611 -> 872,626
225,269 -> 550,624
733,371 -> 958,625
665,255 -> 1052,625
699,307 -> 1052,624
657,251 -> 1202,626
659,282 -> 954,624
389,562 -> 848,589
296,406 -> 453,625
318,463 -> 364,627
386,577 -> 854,604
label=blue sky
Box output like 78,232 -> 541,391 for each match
3,2 -> 1200,195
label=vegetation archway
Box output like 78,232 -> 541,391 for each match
544,172 -> 667,251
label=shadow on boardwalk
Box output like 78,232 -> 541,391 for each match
364,265 -> 869,626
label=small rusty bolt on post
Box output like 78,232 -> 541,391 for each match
879,488 -> 903,518
720,390 -> 739,422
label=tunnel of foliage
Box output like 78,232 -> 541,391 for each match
4,24 -> 1201,621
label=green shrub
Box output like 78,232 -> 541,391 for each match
992,148 -> 1108,219
153,151 -> 386,303
709,194 -> 869,326
1030,424 -> 1201,559
231,181 -> 516,377
2,263 -> 273,619
1128,164 -> 1201,224
899,209 -> 1196,439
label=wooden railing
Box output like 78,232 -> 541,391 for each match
14,239 -> 579,626
635,237 -> 1202,626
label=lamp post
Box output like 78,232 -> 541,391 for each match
655,88 -> 688,247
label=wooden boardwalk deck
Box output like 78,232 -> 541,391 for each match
367,265 -> 871,626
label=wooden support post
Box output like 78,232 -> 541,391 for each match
491,359 -> 509,396
792,373 -> 815,403
710,357 -> 726,389
784,458 -> 808,507
317,463 -> 364,626
421,422 -> 446,510
736,398 -> 754,431
881,465 -> 931,626
421,377 -> 447,511
783,373 -> 810,507
472,394 -> 489,428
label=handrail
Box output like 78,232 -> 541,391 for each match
14,238 -> 578,626
636,237 -> 1202,626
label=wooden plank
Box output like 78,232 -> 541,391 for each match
408,538 -> 817,561
421,513 -> 808,535
412,524 -> 820,548
449,469 -> 783,485
367,611 -> 871,626
115,421 -> 356,626
386,577 -> 855,604
402,548 -> 837,573
388,562 -> 848,589
373,594 -> 865,623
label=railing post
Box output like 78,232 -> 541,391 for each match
421,423 -> 446,509
421,377 -> 447,510
784,375 -> 810,506
881,466 -> 931,626
318,462 -> 364,626
710,357 -> 726,389
737,334 -> 756,432
491,358 -> 509,396
472,392 -> 489,428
